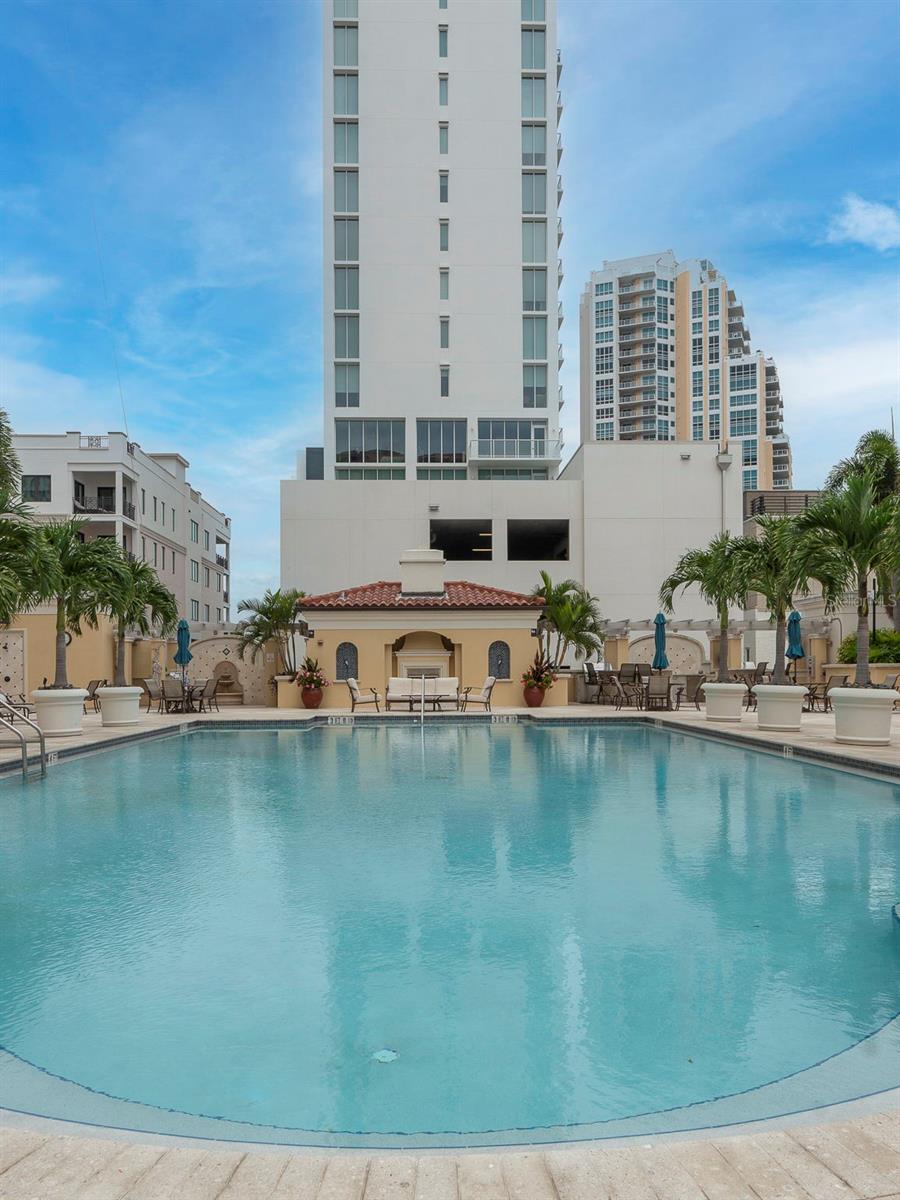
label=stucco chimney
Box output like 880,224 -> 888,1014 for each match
399,549 -> 445,596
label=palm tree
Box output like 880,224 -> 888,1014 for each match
733,515 -> 813,685
0,407 -> 54,626
100,556 -> 179,687
235,588 -> 306,676
826,429 -> 900,632
797,473 -> 900,687
659,533 -> 747,682
34,519 -> 130,688
531,571 -> 602,665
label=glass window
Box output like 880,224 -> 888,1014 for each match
191,599 -> 200,621
334,169 -> 359,213
440,317 -> 449,348
191,559 -> 200,583
190,519 -> 199,542
438,26 -> 448,55
729,362 -> 757,391
333,24 -> 358,67
416,418 -> 466,464
691,289 -> 702,318
438,123 -> 448,154
439,220 -> 449,251
523,316 -> 548,359
439,74 -> 448,105
522,267 -> 547,311
334,265 -> 359,309
692,336 -> 703,365
708,287 -> 720,316
439,171 -> 448,202
336,418 -> 406,464
334,314 -> 359,358
692,369 -> 703,397
742,438 -> 758,466
742,468 -> 758,490
708,335 -> 720,363
522,219 -> 546,262
334,121 -> 358,164
523,364 -> 547,407
204,566 -> 210,586
204,530 -> 210,550
477,418 -> 547,457
521,123 -> 546,166
21,475 -> 50,502
709,367 -> 720,394
521,75 -> 546,118
597,420 -> 615,441
438,0 -> 447,7
439,268 -> 449,300
521,28 -> 545,68
440,365 -> 450,396
488,641 -> 511,679
521,0 -> 545,19
730,409 -> 757,437
334,218 -> 359,260
692,416 -> 704,441
334,0 -> 358,16
521,171 -> 546,214
335,362 -> 360,407
336,642 -> 359,680
333,72 -> 358,115
141,488 -> 145,513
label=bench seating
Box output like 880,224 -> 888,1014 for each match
386,677 -> 460,710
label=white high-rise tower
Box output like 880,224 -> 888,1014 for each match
317,0 -> 563,482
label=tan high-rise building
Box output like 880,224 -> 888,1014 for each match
579,250 -> 792,491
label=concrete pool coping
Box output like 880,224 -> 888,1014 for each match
1,706 -> 898,1197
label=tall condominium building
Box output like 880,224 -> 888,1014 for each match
578,251 -> 792,491
316,0 -> 563,483
13,431 -> 232,626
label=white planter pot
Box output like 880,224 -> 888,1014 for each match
830,687 -> 899,746
701,682 -> 746,722
31,688 -> 89,737
752,684 -> 808,732
96,685 -> 144,727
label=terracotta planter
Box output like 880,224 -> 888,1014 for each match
31,688 -> 88,737
752,684 -> 808,733
301,686 -> 324,710
523,685 -> 545,708
830,687 -> 899,746
96,685 -> 144,727
701,682 -> 746,723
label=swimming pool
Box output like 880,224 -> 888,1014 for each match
1,723 -> 898,1148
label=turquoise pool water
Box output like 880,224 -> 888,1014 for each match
0,724 -> 898,1147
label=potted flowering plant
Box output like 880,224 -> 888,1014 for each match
521,651 -> 555,708
296,656 -> 329,709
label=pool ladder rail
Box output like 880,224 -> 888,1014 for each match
0,694 -> 47,780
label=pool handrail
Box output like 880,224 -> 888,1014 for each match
0,693 -> 47,779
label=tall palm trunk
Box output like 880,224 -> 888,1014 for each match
891,572 -> 900,634
114,618 -> 128,687
856,572 -> 870,687
772,610 -> 787,685
717,604 -> 730,682
53,596 -> 68,688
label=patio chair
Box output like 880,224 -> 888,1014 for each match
618,663 -> 638,685
600,675 -> 631,710
806,674 -> 848,713
196,677 -> 220,713
141,678 -> 163,713
345,678 -> 380,712
636,663 -> 652,683
162,677 -> 186,713
682,674 -> 707,711
461,677 -> 496,712
84,679 -> 104,713
754,661 -> 769,683
583,661 -> 602,703
643,673 -> 672,711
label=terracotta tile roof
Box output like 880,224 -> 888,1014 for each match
302,580 -> 541,610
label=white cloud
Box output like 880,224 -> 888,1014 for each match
0,266 -> 60,306
826,194 -> 900,252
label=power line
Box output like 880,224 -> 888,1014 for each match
90,202 -> 130,441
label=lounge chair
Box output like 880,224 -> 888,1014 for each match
196,677 -> 220,713
345,678 -> 380,712
84,679 -> 104,713
461,677 -> 495,711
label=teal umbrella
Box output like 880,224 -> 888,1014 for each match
785,610 -> 805,681
651,612 -> 669,671
173,619 -> 193,686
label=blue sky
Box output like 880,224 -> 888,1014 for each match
1,0 -> 898,602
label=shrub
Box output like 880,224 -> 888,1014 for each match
837,629 -> 900,664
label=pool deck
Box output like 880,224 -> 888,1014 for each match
1,702 -> 898,1198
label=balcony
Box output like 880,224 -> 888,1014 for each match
556,132 -> 562,165
556,91 -> 563,120
216,553 -> 229,568
79,435 -> 109,450
468,438 -> 562,466
73,496 -> 136,521
557,300 -> 563,327
557,217 -> 563,245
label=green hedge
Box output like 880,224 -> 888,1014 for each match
837,629 -> 900,664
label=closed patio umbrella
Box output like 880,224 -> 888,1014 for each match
652,612 -> 669,672
174,619 -> 193,688
785,610 -> 805,682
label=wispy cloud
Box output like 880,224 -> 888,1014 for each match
826,194 -> 900,252
0,264 -> 60,306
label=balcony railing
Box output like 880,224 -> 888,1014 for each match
216,553 -> 229,568
79,435 -> 109,450
469,438 -> 562,463
747,492 -> 821,517
73,497 -> 135,520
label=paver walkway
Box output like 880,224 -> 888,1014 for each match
2,1112 -> 900,1198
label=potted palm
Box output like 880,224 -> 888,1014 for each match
30,519 -> 128,736
521,651 -> 555,707
97,557 -> 179,727
296,656 -> 329,708
235,588 -> 306,680
660,533 -> 747,722
531,571 -> 603,667
735,515 -> 810,731
797,473 -> 900,745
